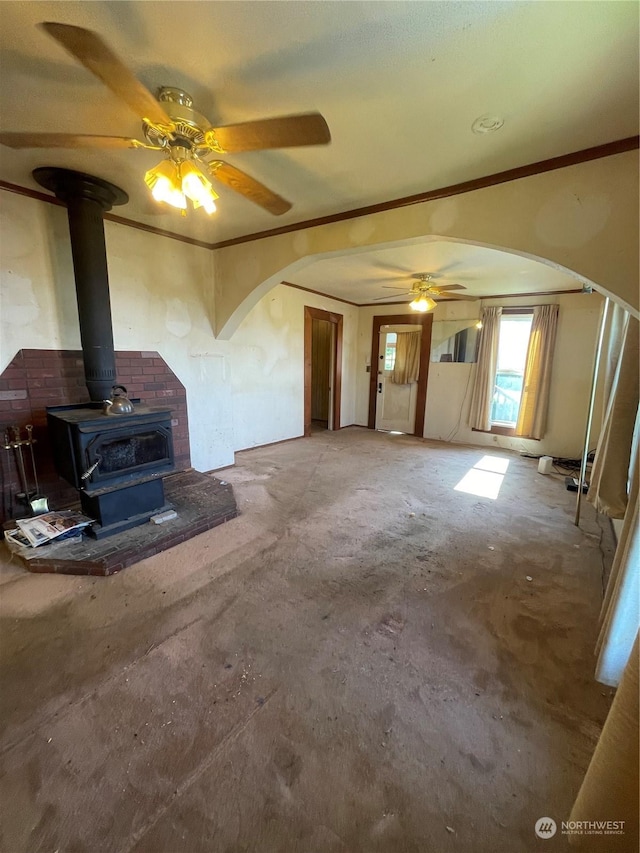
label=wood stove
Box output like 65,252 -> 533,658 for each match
47,403 -> 175,538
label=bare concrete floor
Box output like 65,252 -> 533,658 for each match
0,428 -> 615,852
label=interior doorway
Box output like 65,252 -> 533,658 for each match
368,313 -> 433,436
304,306 -> 343,436
375,324 -> 423,433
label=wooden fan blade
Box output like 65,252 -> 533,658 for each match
39,22 -> 173,128
381,286 -> 413,291
435,284 -> 465,292
208,161 -> 292,215
435,292 -> 478,301
209,113 -> 330,153
0,132 -> 154,150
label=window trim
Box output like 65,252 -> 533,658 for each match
501,307 -> 535,317
472,424 -> 517,437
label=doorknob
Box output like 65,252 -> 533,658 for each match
378,382 -> 382,393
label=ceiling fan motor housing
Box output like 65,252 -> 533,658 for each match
142,88 -> 212,153
412,273 -> 443,296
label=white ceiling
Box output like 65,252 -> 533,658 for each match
0,1 -> 637,302
289,238 -> 588,305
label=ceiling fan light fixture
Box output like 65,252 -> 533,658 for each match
9,24 -> 331,219
410,294 -> 437,313
145,157 -> 218,214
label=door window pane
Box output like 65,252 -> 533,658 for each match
384,332 -> 397,370
491,315 -> 533,426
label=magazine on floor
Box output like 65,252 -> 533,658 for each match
8,510 -> 94,549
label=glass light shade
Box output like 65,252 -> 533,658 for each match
410,294 -> 437,313
145,160 -> 186,210
145,158 -> 218,214
202,197 -> 217,215
153,176 -> 187,209
180,162 -> 218,215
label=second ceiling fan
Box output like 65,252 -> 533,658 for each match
0,22 -> 332,216
372,273 -> 478,312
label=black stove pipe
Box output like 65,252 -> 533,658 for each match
33,168 -> 128,402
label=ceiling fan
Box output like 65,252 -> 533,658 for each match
372,273 -> 478,312
0,22 -> 331,216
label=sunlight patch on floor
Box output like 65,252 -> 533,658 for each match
474,455 -> 510,474
454,455 -> 510,499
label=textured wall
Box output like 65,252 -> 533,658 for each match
0,193 -> 359,473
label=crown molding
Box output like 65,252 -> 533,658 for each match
0,180 -> 211,249
208,136 -> 639,249
280,280 -> 360,307
1,135 -> 637,252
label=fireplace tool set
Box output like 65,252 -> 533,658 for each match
2,425 -> 49,517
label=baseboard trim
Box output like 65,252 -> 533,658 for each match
205,427 -> 366,473
203,463 -> 235,475
236,434 -> 306,454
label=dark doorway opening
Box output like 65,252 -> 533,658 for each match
311,317 -> 332,431
304,306 -> 343,437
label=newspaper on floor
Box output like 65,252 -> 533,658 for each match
3,528 -> 84,560
10,510 -> 94,548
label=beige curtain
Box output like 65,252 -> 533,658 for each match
588,316 -> 639,518
468,306 -> 502,431
569,634 -> 639,851
590,315 -> 639,688
595,444 -> 639,685
515,304 -> 559,439
392,331 -> 421,384
601,302 -> 629,410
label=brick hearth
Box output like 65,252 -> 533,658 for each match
4,471 -> 237,576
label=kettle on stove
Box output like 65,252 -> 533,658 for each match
102,385 -> 134,415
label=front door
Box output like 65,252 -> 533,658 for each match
375,325 -> 421,433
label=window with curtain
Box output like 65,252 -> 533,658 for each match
469,304 -> 559,438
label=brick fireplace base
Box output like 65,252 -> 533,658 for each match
3,471 -> 238,576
